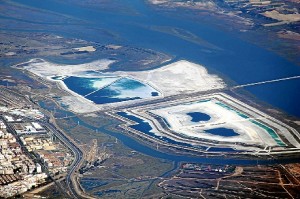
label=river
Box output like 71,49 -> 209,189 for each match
8,0 -> 300,117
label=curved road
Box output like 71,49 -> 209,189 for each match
43,121 -> 83,198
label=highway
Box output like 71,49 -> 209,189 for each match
42,121 -> 83,198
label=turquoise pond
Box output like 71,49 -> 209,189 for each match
215,101 -> 285,146
58,76 -> 160,104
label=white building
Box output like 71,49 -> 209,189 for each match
0,120 -> 6,129
36,163 -> 42,173
4,115 -> 14,122
31,122 -> 43,130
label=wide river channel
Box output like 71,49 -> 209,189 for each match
3,0 -> 300,164
9,0 -> 300,118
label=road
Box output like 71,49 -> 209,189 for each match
42,121 -> 84,198
232,75 -> 300,89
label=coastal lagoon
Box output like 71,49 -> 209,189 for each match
62,76 -> 120,96
55,76 -> 161,104
86,77 -> 160,104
